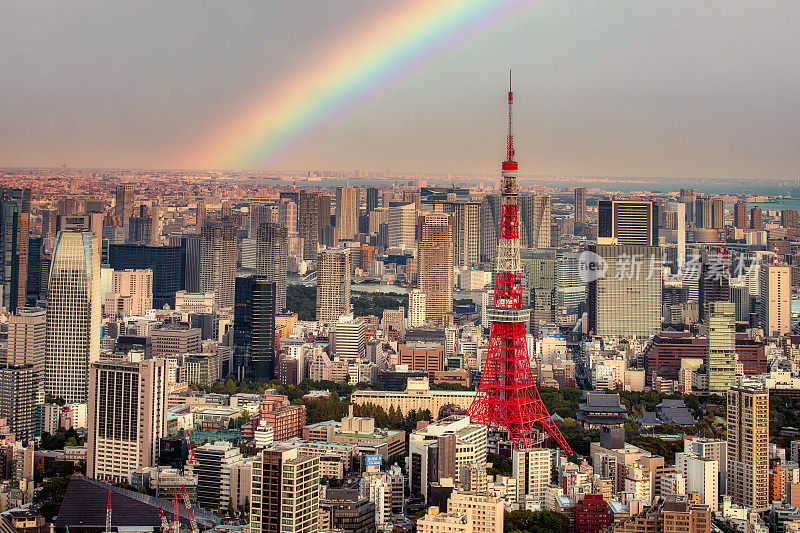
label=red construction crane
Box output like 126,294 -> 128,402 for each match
173,489 -> 181,533
158,508 -> 170,533
468,72 -> 573,454
184,429 -> 196,465
181,484 -> 199,533
106,490 -> 112,533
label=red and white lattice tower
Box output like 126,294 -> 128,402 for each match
468,73 -> 573,454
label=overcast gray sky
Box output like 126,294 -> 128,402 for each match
1,1 -> 799,178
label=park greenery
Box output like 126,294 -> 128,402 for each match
286,285 -> 408,321
505,510 -> 569,533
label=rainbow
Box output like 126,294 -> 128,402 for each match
190,0 -> 536,170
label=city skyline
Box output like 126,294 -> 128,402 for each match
1,1 -> 799,178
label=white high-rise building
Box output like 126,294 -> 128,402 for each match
409,289 -> 426,327
87,359 -> 168,482
759,263 -> 791,336
512,448 -> 551,509
686,455 -> 719,511
387,203 -> 416,248
684,437 -> 727,494
333,315 -> 366,360
45,231 -> 101,403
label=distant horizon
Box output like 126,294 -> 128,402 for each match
1,166 -> 797,183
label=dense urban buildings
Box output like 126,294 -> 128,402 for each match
1,62 -> 798,533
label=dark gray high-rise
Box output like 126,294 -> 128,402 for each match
169,234 -> 201,293
255,222 -> 288,311
234,274 -> 276,379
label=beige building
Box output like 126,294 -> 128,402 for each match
727,385 -> 769,510
448,490 -> 503,533
250,445 -> 320,533
759,264 -> 791,336
418,507 -> 472,533
110,268 -> 153,316
352,377 -> 475,416
513,448 -> 551,507
200,217 -> 238,309
418,213 -> 454,326
317,248 -> 351,325
409,288 -> 426,327
175,291 -> 216,315
8,307 -> 46,374
335,185 -> 359,241
87,359 -> 168,483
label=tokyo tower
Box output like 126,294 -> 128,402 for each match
467,73 -> 573,454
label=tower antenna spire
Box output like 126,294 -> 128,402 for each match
506,70 -> 515,164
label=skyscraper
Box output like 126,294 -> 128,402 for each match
418,213 -> 454,326
480,194 -> 501,264
195,198 -> 206,232
711,197 -> 724,229
234,274 -> 277,380
169,233 -> 201,293
200,217 -> 238,309
759,263 -> 791,336
114,185 -> 134,232
278,199 -> 298,236
335,185 -> 359,241
727,385 -> 768,510
8,307 -> 46,376
46,231 -> 100,403
249,203 -> 273,238
108,243 -> 183,308
87,359 -> 168,482
751,206 -> 763,231
366,187 -> 379,212
409,288 -> 426,327
250,445 -> 320,533
707,301 -> 736,394
574,187 -> 587,226
299,191 -> 321,260
680,188 -> 696,225
0,365 -> 38,442
734,202 -> 747,229
387,202 -> 416,248
519,194 -> 551,248
317,248 -> 351,325
451,200 -> 481,268
587,244 -> 662,338
0,187 -> 30,312
255,222 -> 288,311
598,200 -> 658,245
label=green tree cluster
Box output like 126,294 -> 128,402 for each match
504,510 -> 569,533
40,428 -> 84,450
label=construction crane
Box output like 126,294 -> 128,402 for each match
106,490 -> 112,533
173,489 -> 181,533
184,429 -> 196,465
158,508 -> 170,533
181,484 -> 199,533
